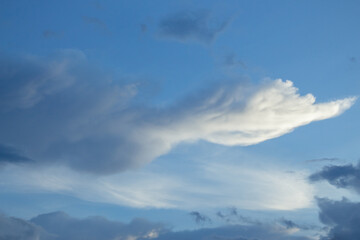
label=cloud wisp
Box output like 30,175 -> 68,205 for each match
0,51 -> 356,174
157,10 -> 230,44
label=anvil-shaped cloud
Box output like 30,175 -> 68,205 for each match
0,51 -> 356,174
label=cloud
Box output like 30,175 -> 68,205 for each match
30,211 -> 164,240
0,144 -> 32,165
0,211 -> 163,240
0,51 -> 356,174
158,10 -> 230,44
0,160 -> 314,210
317,197 -> 360,240
189,211 -> 212,225
0,213 -> 52,240
0,211 -> 314,240
156,223 -> 312,240
309,162 -> 360,194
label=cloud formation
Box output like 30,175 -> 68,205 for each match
0,213 -> 51,240
0,211 -> 313,240
317,197 -> 360,240
0,51 -> 356,174
158,10 -> 230,44
309,162 -> 360,194
0,144 -> 32,164
189,211 -> 212,225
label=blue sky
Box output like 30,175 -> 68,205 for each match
0,1 -> 360,239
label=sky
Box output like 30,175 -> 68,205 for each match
0,0 -> 360,239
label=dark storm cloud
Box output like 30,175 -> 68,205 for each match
189,211 -> 212,225
317,197 -> 360,240
309,162 -> 360,194
158,10 -> 230,44
0,144 -> 32,164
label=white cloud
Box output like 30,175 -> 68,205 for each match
0,157 -> 314,211
0,52 -> 356,174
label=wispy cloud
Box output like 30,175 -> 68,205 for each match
158,10 -> 230,44
0,159 -> 314,210
189,211 -> 212,225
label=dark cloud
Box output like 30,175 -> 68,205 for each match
317,197 -> 360,240
0,144 -> 32,164
189,211 -> 212,225
309,162 -> 360,194
158,10 -> 230,44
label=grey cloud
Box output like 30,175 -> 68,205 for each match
0,211 -> 164,240
0,51 -> 355,175
189,211 -> 212,225
216,208 -> 259,225
0,210 -> 317,240
30,211 -> 164,240
0,214 -> 52,240
309,162 -> 360,194
155,223 -> 312,240
317,197 -> 360,240
158,10 -> 230,44
0,144 -> 32,164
